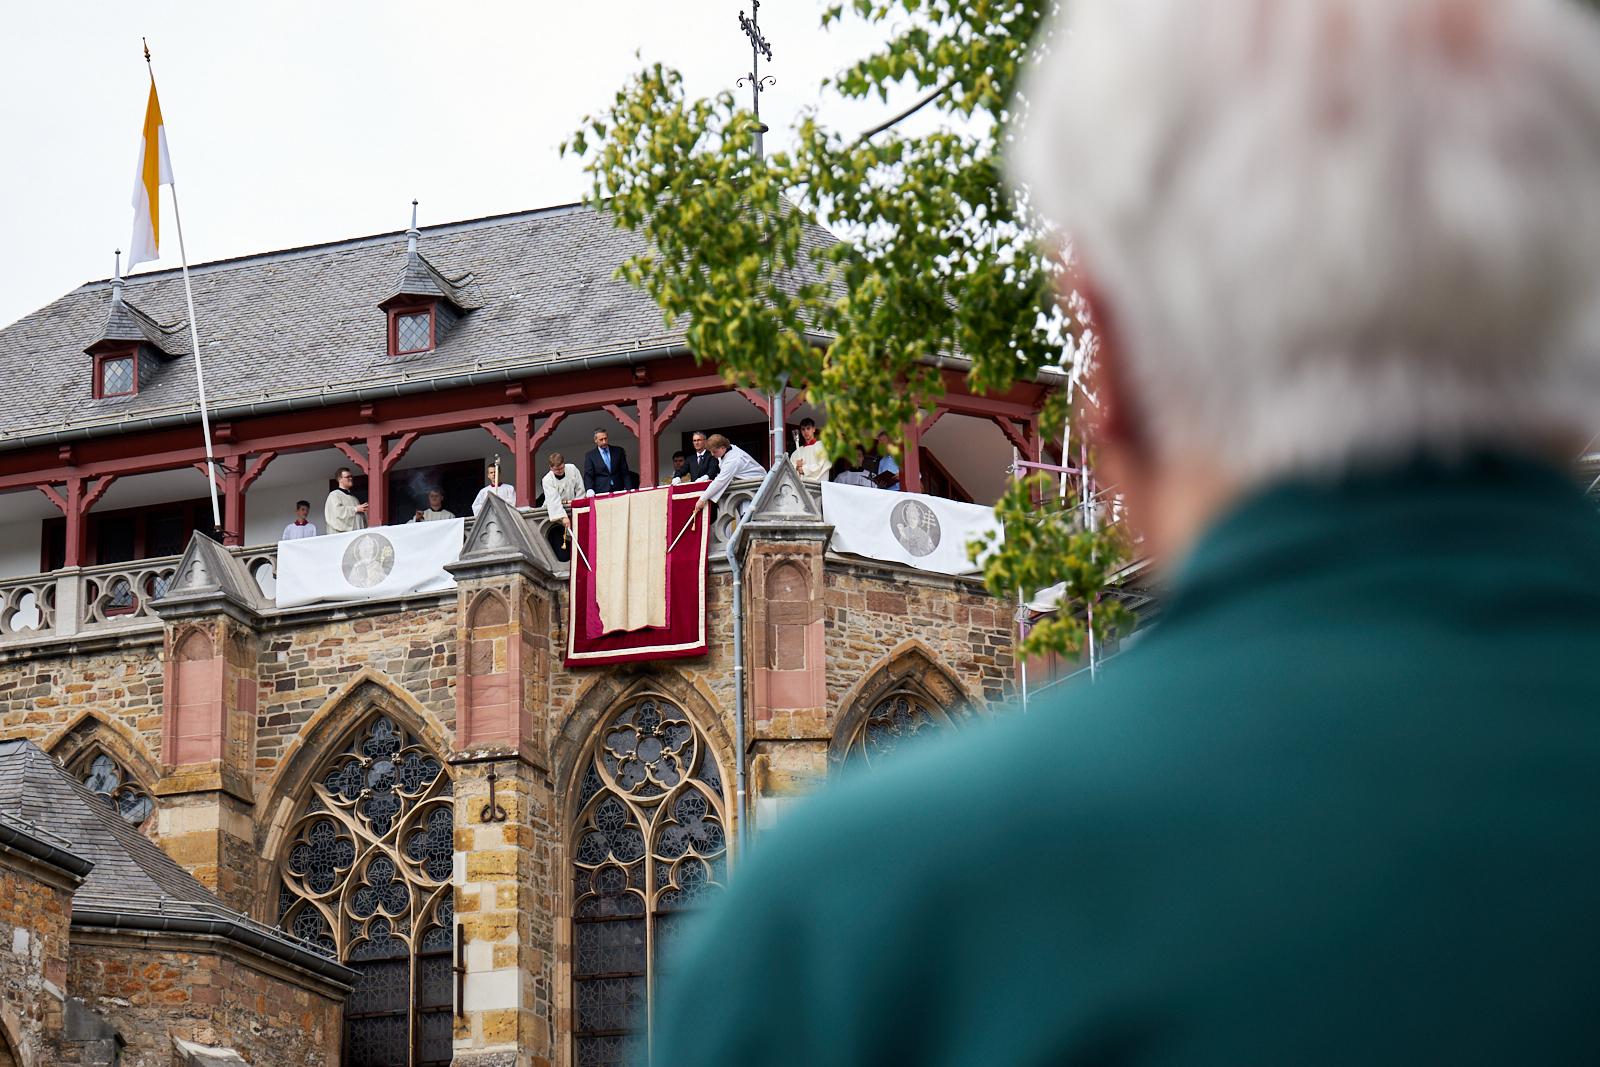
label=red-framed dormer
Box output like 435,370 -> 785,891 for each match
89,342 -> 142,399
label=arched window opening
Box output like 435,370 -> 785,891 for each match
71,750 -> 155,829
571,695 -> 728,1067
276,713 -> 454,1067
845,691 -> 954,769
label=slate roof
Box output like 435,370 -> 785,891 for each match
0,738 -> 352,982
0,202 -> 843,450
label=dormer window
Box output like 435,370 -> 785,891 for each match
94,348 -> 139,398
377,203 -> 480,356
389,304 -> 436,356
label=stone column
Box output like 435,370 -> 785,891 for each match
727,459 -> 834,832
444,492 -> 562,1067
148,534 -> 264,913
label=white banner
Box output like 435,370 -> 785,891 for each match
821,482 -> 1000,576
276,519 -> 464,608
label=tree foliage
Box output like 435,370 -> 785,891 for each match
564,0 -> 1131,660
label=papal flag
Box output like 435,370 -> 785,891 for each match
821,481 -> 1002,576
128,77 -> 173,269
276,520 -> 466,608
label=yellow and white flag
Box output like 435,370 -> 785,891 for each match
128,77 -> 173,268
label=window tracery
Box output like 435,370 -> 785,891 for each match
846,691 -> 952,769
571,695 -> 728,1067
72,751 -> 154,828
276,713 -> 453,1067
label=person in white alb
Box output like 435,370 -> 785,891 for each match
281,500 -> 318,540
324,468 -> 367,534
471,457 -> 518,516
541,451 -> 586,562
410,489 -> 454,522
691,434 -> 767,519
791,418 -> 830,482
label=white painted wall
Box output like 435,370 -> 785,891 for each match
0,519 -> 42,579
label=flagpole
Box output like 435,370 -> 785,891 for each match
145,41 -> 222,535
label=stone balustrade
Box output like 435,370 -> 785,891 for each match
0,478 -> 806,647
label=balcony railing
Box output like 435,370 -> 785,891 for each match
0,478 -> 797,646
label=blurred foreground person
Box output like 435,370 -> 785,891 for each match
652,1 -> 1600,1064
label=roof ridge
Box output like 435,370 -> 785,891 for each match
78,200 -> 589,291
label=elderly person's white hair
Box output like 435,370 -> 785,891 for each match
1013,0 -> 1600,480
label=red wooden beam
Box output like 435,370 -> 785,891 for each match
333,441 -> 368,473
601,403 -> 640,438
239,451 -> 278,493
37,483 -> 66,514
656,391 -> 694,430
528,411 -> 567,455
918,408 -> 948,435
935,392 -> 1042,422
994,417 -> 1032,456
734,388 -> 769,416
193,460 -> 222,491
381,432 -> 420,474
0,373 -> 740,493
479,421 -> 515,452
81,475 -> 118,514
784,391 -> 805,420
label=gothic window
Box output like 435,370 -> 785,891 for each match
277,713 -> 454,1067
845,691 -> 952,769
72,751 -> 154,828
571,695 -> 728,1067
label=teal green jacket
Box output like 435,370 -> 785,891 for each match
651,456 -> 1600,1065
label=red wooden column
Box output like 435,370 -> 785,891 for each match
483,417 -> 535,506
901,421 -> 924,494
336,434 -> 417,527
232,452 -> 277,546
364,434 -> 387,526
512,414 -> 532,505
39,476 -> 117,568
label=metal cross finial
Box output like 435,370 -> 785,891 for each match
736,0 -> 776,160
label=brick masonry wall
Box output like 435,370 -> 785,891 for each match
825,567 -> 1014,709
0,859 -> 73,1065
66,937 -> 342,1067
0,641 -> 164,758
254,601 -> 458,780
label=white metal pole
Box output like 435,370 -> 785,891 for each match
168,181 -> 222,534
145,51 -> 223,535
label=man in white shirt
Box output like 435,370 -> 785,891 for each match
541,451 -> 585,562
410,489 -> 455,522
324,468 -> 367,534
691,434 -> 767,519
471,458 -> 517,516
281,500 -> 318,540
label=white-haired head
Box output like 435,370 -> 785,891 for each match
1012,0 -> 1600,481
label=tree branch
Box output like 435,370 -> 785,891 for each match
852,78 -> 957,147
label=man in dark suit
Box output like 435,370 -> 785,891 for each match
582,428 -> 631,495
686,430 -> 720,483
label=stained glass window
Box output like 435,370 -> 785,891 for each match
76,752 -> 154,828
394,311 -> 433,354
99,355 -> 135,396
847,692 -> 951,769
571,696 -> 728,1066
277,714 -> 453,1067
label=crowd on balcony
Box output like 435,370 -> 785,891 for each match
280,418 -> 910,546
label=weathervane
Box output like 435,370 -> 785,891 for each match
737,0 -> 776,160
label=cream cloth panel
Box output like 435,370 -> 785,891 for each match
594,490 -> 668,632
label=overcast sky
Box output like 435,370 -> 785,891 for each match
1,1 -> 910,328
